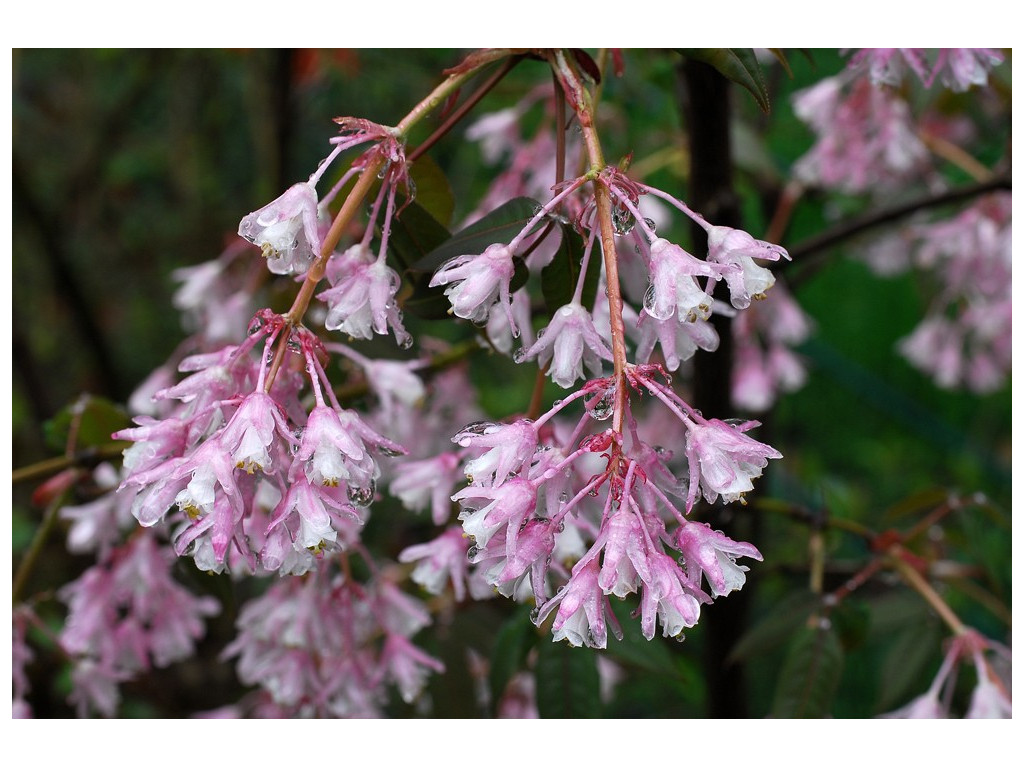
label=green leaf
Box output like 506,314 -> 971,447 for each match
535,639 -> 601,718
541,223 -> 602,314
489,608 -> 538,711
388,199 -> 451,273
410,197 -> 542,275
727,589 -> 821,664
43,395 -> 131,454
832,599 -> 871,651
678,48 -> 771,113
876,621 -> 943,712
408,154 -> 454,228
770,619 -> 844,718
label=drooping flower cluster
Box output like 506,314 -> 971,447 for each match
793,49 -> 1004,194
223,569 -> 443,716
399,364 -> 780,649
893,193 -> 1011,392
57,533 -> 220,716
114,311 -> 402,575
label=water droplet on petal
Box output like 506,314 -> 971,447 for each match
347,481 -> 376,507
513,348 -> 527,364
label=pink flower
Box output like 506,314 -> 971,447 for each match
519,302 -> 613,388
847,48 -> 931,86
398,528 -> 471,601
536,558 -> 614,649
389,452 -> 462,525
453,477 -> 537,549
675,521 -> 763,598
644,237 -> 722,322
596,508 -> 649,598
238,182 -> 321,275
931,49 -> 1004,92
320,257 -> 410,347
966,650 -> 1012,718
635,310 -> 719,372
639,551 -> 705,640
453,419 -> 537,488
379,634 -> 445,704
429,243 -> 518,331
706,227 -> 788,309
684,417 -> 783,512
219,391 -> 295,474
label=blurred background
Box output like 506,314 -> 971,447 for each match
12,49 -> 1011,718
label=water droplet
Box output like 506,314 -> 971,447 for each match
264,350 -> 274,363
644,217 -> 656,233
674,633 -> 687,644
378,445 -> 403,457
654,445 -> 668,456
286,336 -> 302,354
347,481 -> 376,507
529,607 -> 541,623
513,348 -> 527,364
558,491 -> 569,503
586,391 -> 614,421
536,327 -> 547,338
557,521 -> 565,532
247,316 -> 264,336
466,545 -> 480,560
612,206 -> 635,235
552,399 -> 563,408
398,336 -> 414,350
587,489 -> 599,497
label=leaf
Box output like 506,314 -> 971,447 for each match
44,395 -> 131,454
727,588 -> 821,664
876,622 -> 943,712
831,599 -> 870,651
408,154 -> 454,227
534,638 -> 601,718
765,48 -> 793,77
410,197 -> 542,275
489,608 -> 538,711
678,48 -> 771,113
770,619 -> 844,718
541,223 -> 602,314
388,199 -> 451,273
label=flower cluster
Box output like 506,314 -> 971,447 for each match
400,365 -> 780,648
114,311 -> 402,575
223,569 -> 443,716
58,534 -> 219,716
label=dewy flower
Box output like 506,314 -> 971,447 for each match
536,557 -> 614,649
644,237 -> 723,322
452,419 -> 537,488
429,243 -> 518,331
706,226 -> 789,309
238,182 -> 321,275
519,302 -> 613,389
683,417 -> 783,512
320,257 -> 410,347
675,521 -> 763,598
